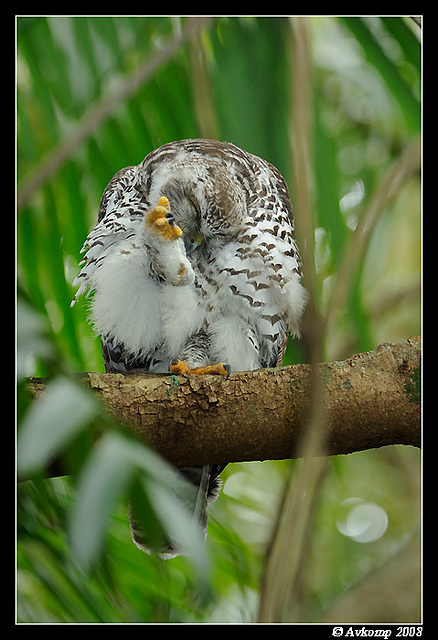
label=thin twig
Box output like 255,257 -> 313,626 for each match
189,29 -> 220,140
259,18 -> 329,622
17,17 -> 212,211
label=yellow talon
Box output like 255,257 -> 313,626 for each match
170,359 -> 231,379
170,359 -> 191,375
157,196 -> 171,210
146,196 -> 183,240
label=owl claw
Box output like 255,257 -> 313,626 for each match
170,359 -> 231,380
146,196 -> 183,240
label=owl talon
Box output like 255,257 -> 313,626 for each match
170,359 -> 190,375
146,196 -> 183,240
170,359 -> 231,379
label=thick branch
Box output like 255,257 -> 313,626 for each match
28,337 -> 421,469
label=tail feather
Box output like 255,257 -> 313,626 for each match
129,463 -> 225,559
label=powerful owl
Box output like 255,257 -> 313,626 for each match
72,138 -> 307,557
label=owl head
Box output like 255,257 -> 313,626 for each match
136,139 -> 251,252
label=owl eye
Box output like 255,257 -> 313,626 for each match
183,232 -> 204,256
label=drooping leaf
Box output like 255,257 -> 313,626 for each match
69,432 -> 135,570
69,431 -> 210,583
340,17 -> 420,133
18,376 -> 99,477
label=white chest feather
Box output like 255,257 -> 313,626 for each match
89,242 -> 202,362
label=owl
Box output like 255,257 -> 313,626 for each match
72,138 -> 307,557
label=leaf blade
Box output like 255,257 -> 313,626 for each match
18,376 -> 99,477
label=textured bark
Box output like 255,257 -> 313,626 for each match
28,336 -> 421,468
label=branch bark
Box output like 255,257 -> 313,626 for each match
28,337 -> 421,469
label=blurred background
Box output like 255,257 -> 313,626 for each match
17,16 -> 421,623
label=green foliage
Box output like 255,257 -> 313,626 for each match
17,17 -> 421,623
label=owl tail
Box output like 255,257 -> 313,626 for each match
129,464 -> 225,559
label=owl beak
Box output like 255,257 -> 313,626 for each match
183,231 -> 204,256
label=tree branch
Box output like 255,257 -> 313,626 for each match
27,337 -> 421,471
